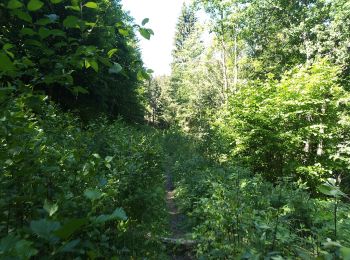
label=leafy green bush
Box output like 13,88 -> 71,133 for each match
0,93 -> 167,258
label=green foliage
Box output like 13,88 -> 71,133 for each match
0,94 -> 167,258
0,0 -> 150,121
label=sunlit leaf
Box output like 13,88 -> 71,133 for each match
107,48 -> 118,58
84,1 -> 98,9
43,200 -> 58,216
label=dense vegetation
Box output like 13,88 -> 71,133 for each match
1,0 -> 350,259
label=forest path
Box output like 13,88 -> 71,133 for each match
164,165 -> 195,259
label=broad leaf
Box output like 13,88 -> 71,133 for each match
12,10 -> 33,22
84,188 -> 102,201
0,53 -> 16,72
54,218 -> 87,239
63,15 -> 80,28
27,0 -> 44,11
30,219 -> 60,241
84,2 -> 98,9
139,28 -> 151,40
7,0 -> 23,9
141,18 -> 149,26
108,62 -> 122,74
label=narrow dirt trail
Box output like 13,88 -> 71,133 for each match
165,167 -> 195,259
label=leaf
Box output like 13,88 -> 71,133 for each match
318,184 -> 345,198
89,60 -> 98,72
72,86 -> 89,95
139,28 -> 151,40
105,156 -> 113,163
84,1 -> 98,9
12,10 -> 33,22
35,18 -> 51,25
340,247 -> 350,260
44,200 -> 58,216
108,62 -> 122,74
65,5 -> 80,11
137,70 -> 150,81
14,239 -> 38,259
0,235 -> 38,259
27,0 -> 44,11
7,0 -> 23,9
38,27 -> 51,39
118,28 -> 129,36
58,239 -> 80,253
141,18 -> 149,26
92,207 -> 127,224
50,29 -> 66,37
50,0 -> 63,3
107,48 -> 118,58
84,188 -> 102,201
0,53 -> 16,72
20,28 -> 36,36
30,219 -> 60,241
63,15 -> 80,28
54,218 -> 87,239
111,207 -> 127,220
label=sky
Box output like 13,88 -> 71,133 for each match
121,0 -> 190,76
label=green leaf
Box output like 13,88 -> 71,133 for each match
27,0 -> 44,11
44,200 -> 58,216
107,48 -> 118,58
89,60 -> 98,72
108,62 -> 122,74
38,27 -> 51,39
50,29 -> 66,37
71,86 -> 89,95
65,5 -> 80,11
12,10 -> 33,22
7,0 -> 23,9
118,28 -> 129,36
340,247 -> 350,260
20,28 -> 36,36
141,18 -> 149,26
54,218 -> 87,239
30,219 -> 60,241
0,53 -> 16,72
137,70 -> 150,81
111,207 -> 127,221
35,18 -> 51,25
50,0 -> 63,3
97,56 -> 112,67
63,15 -> 80,28
0,235 -> 38,259
318,184 -> 345,198
84,188 -> 102,201
92,207 -> 127,224
58,239 -> 80,253
84,1 -> 97,8
139,28 -> 151,40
